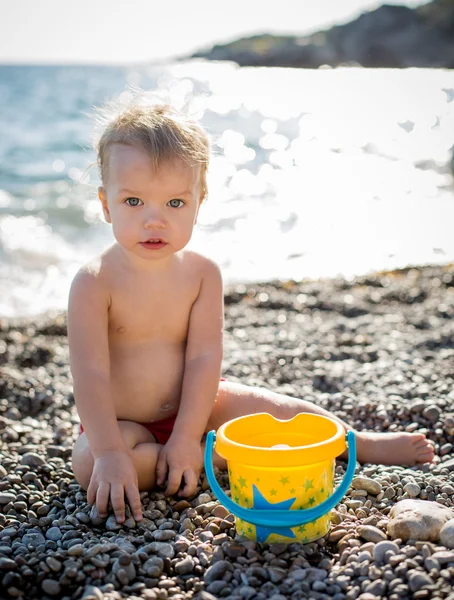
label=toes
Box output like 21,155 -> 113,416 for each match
410,433 -> 426,444
414,439 -> 431,450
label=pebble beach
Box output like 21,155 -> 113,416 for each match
1,263 -> 454,600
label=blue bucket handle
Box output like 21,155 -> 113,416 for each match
204,429 -> 356,529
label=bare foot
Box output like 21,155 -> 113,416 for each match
346,431 -> 435,466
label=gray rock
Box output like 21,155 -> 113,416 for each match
22,530 -> 46,547
404,483 -> 421,498
45,527 -> 62,541
387,499 -> 454,541
0,493 -> 16,505
204,560 -> 232,583
0,557 -> 17,570
373,540 -> 400,564
440,519 -> 454,549
143,556 -> 164,578
431,550 -> 454,564
41,579 -> 62,596
152,529 -> 176,541
21,452 -> 46,466
357,525 -> 387,543
148,542 -> 175,559
422,404 -> 441,422
407,570 -> 433,592
365,579 -> 387,596
174,555 -> 194,575
351,477 -> 382,495
82,586 -> 104,600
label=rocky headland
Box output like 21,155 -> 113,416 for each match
190,0 -> 454,69
1,263 -> 454,599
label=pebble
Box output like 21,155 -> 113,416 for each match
41,579 -> 62,596
373,540 -> 400,564
357,525 -> 387,543
407,570 -> 433,592
351,477 -> 382,495
440,519 -> 454,548
388,500 -> 454,541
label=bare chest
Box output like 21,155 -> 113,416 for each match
108,278 -> 199,343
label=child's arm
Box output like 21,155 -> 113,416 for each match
156,258 -> 224,496
68,269 -> 143,522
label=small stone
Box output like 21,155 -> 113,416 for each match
351,477 -> 382,495
431,550 -> 454,564
440,519 -> 454,548
0,493 -> 16,505
387,499 -> 454,541
365,580 -> 387,596
22,531 -> 46,547
204,560 -> 232,583
21,452 -> 46,466
357,525 -> 387,543
212,505 -> 230,519
46,557 -> 62,572
148,542 -> 175,559
373,540 -> 400,564
45,527 -> 62,541
267,567 -> 286,583
224,542 -> 245,558
41,579 -> 61,596
0,558 -> 17,570
441,458 -> 454,471
105,515 -> 122,531
407,570 -> 433,592
404,483 -> 421,498
67,543 -> 84,557
82,585 -> 104,600
152,529 -> 176,541
422,405 -> 441,423
194,493 -> 212,506
143,557 -> 164,578
174,556 -> 194,575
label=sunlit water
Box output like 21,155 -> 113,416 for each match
0,62 -> 453,317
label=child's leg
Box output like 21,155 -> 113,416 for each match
207,381 -> 435,466
72,421 -> 161,492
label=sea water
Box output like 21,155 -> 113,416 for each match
0,61 -> 453,317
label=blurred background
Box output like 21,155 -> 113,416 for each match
0,0 -> 453,317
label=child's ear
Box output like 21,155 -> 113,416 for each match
98,187 -> 111,223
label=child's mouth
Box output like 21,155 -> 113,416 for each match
140,239 -> 168,250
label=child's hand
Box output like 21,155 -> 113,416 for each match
156,436 -> 203,497
87,450 -> 143,523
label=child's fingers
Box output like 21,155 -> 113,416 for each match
125,484 -> 143,521
165,468 -> 183,496
179,469 -> 198,498
87,478 -> 97,507
110,483 -> 126,523
96,482 -> 110,517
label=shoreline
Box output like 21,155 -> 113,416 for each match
1,262 -> 454,598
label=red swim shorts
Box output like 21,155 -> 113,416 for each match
79,379 -> 227,445
79,413 -> 177,445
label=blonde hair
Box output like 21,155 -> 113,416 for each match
95,99 -> 210,200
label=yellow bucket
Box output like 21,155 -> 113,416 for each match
204,413 -> 356,544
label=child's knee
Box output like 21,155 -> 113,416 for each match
71,435 -> 94,490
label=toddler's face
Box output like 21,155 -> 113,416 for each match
99,144 -> 202,262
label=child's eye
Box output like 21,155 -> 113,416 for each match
168,199 -> 184,208
126,197 -> 142,206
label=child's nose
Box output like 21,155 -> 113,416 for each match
144,209 -> 166,229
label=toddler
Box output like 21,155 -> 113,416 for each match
69,99 -> 434,524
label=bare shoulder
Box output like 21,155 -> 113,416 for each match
68,251 -> 114,310
180,250 -> 222,282
70,245 -> 119,293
